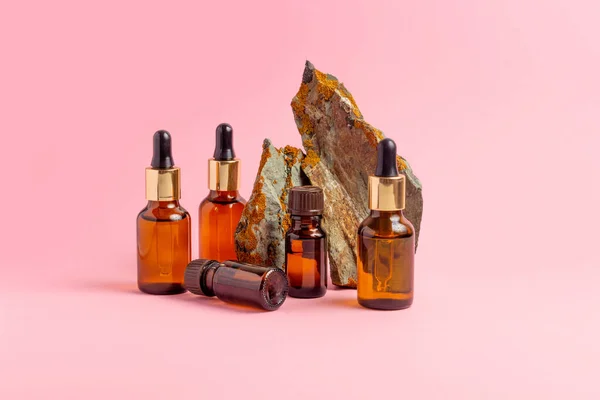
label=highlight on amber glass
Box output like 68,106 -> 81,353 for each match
184,259 -> 289,311
137,130 -> 191,295
285,186 -> 328,298
199,123 -> 246,261
357,138 -> 415,310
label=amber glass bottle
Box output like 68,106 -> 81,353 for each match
199,123 -> 246,261
357,138 -> 415,310
137,130 -> 191,295
184,259 -> 289,311
285,186 -> 328,298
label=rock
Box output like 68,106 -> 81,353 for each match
235,139 -> 309,268
291,60 -> 423,287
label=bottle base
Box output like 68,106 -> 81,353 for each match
289,287 -> 327,299
358,297 -> 412,310
138,282 -> 186,295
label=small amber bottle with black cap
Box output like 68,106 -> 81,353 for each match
199,123 -> 246,261
137,130 -> 191,295
184,259 -> 289,311
285,186 -> 328,298
357,138 -> 415,310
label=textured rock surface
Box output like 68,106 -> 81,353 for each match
291,61 -> 423,287
235,139 -> 309,268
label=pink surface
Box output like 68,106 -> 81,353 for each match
1,0 -> 599,398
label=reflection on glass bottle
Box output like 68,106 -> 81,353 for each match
357,138 -> 415,310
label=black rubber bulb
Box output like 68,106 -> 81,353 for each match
213,123 -> 236,161
375,138 -> 399,177
151,130 -> 175,168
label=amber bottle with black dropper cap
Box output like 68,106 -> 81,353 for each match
357,138 -> 415,310
184,259 -> 289,311
199,123 -> 246,261
137,130 -> 191,295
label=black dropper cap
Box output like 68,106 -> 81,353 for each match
150,130 -> 175,169
213,123 -> 236,161
375,138 -> 399,177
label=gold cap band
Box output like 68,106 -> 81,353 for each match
368,175 -> 405,211
208,159 -> 240,191
145,167 -> 181,201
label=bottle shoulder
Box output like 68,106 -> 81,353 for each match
199,199 -> 246,215
201,192 -> 246,206
358,212 -> 414,239
138,204 -> 190,223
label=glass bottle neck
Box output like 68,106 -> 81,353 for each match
201,262 -> 221,296
291,215 -> 322,229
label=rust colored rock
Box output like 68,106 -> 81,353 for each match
291,61 -> 423,288
235,139 -> 309,269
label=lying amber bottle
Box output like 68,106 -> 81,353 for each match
184,259 -> 289,311
357,138 -> 415,310
199,123 -> 246,261
285,186 -> 328,298
137,130 -> 191,295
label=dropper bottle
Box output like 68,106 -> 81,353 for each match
357,138 -> 415,310
198,123 -> 246,261
137,130 -> 191,295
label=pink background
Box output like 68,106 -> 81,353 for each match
1,0 -> 599,398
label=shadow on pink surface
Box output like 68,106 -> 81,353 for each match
71,277 -> 373,313
74,279 -> 276,313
